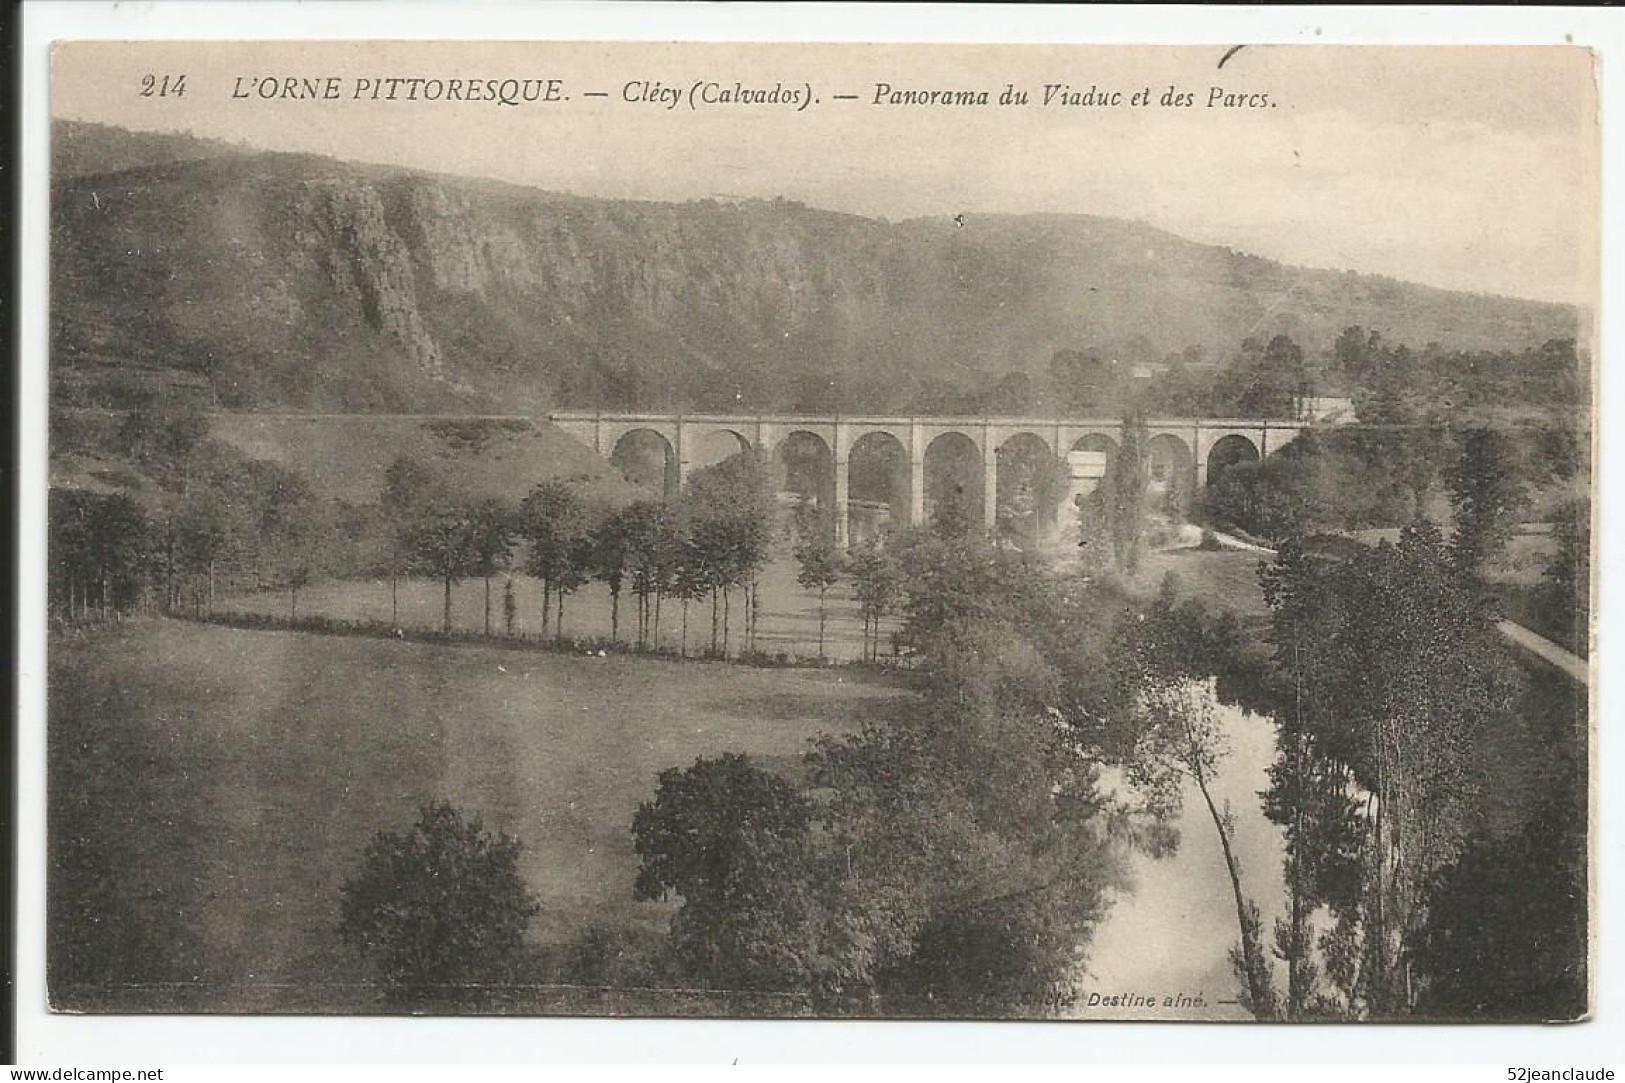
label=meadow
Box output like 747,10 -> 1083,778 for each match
49,618 -> 911,1012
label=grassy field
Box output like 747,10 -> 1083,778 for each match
222,555 -> 901,663
1125,546 -> 1273,621
49,618 -> 911,1012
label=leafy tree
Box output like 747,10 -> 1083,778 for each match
1200,431 -> 1339,544
1148,677 -> 1279,1019
633,622 -> 1134,1013
260,470 -> 324,619
1411,662 -> 1588,1021
587,507 -> 631,643
382,456 -> 440,511
669,531 -> 709,658
629,520 -> 1214,1014
1530,421 -> 1584,484
1524,338 -> 1584,406
637,501 -> 687,650
929,483 -> 975,541
996,446 -> 1068,550
406,501 -> 481,634
1412,792 -> 1588,1021
847,539 -> 900,663
885,525 -> 1094,700
1542,495 -> 1591,651
1120,579 -> 1281,1018
683,453 -> 773,656
1352,334 -> 1411,426
551,533 -> 593,639
1049,347 -> 1110,413
617,500 -> 679,649
338,803 -> 539,1005
789,492 -> 834,547
812,611 -> 1135,1013
1334,325 -> 1378,391
1102,414 -> 1150,572
1235,334 -> 1312,420
49,490 -> 156,619
1074,486 -> 1112,574
794,537 -> 844,661
632,754 -> 821,991
560,923 -> 666,989
468,499 -> 516,636
172,485 -> 245,614
518,480 -> 593,638
1144,349 -> 1218,417
381,457 -> 441,626
1445,427 -> 1529,577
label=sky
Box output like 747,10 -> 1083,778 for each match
53,41 -> 1600,305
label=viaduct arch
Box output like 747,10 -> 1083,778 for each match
554,412 -> 1307,546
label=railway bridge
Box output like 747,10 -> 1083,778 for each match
551,411 -> 1308,545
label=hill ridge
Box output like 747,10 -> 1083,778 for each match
52,120 -> 1580,417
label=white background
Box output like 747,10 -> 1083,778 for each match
15,1 -> 1625,1066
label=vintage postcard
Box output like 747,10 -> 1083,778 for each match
44,38 -> 1598,1023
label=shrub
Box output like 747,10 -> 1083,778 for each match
339,802 -> 539,1005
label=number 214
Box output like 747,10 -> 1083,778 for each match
139,74 -> 187,98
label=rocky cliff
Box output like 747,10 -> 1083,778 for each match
51,122 -> 1582,415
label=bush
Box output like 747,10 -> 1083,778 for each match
339,802 -> 539,1005
559,922 -> 670,988
632,754 -> 819,992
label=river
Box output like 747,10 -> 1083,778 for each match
1068,695 -> 1287,1021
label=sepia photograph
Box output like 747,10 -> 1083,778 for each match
40,36 -> 1598,1026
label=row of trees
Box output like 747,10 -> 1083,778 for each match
1048,335 -> 1313,420
50,423 -> 768,655
49,404 -> 809,659
380,451 -> 775,657
51,405 -> 985,664
50,491 -> 156,619
792,536 -> 902,662
1174,411 -> 1588,1017
1335,327 -> 1585,418
49,429 -> 334,624
1245,522 -> 1536,1018
1052,328 -> 1585,423
1099,512 -> 1583,1021
1201,418 -> 1585,545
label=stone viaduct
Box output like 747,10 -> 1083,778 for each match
550,411 -> 1307,545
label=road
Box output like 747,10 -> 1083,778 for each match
1496,619 -> 1589,682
